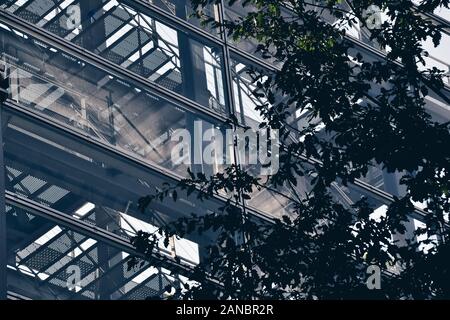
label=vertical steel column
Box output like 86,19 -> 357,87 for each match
0,62 -> 7,300
218,0 -> 250,249
218,0 -> 237,117
176,0 -> 210,176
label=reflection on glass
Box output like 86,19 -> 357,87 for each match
1,0 -> 226,112
229,55 -> 298,218
223,0 -> 283,67
229,56 -> 414,219
0,25 -> 227,177
6,205 -> 194,299
149,0 -> 220,35
3,110 -> 222,265
231,59 -> 266,127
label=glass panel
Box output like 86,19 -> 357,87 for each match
0,24 -> 228,177
148,0 -> 221,36
230,56 -> 269,128
0,0 -> 227,112
3,109 -> 223,262
231,49 -> 450,200
223,1 -> 289,68
5,204 -> 192,300
229,55 -> 416,218
230,54 -> 295,129
338,182 -> 418,250
421,32 -> 450,86
229,54 -> 300,218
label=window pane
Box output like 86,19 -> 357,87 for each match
149,0 -> 221,36
5,204 -> 194,299
3,110 -> 224,266
0,25 -> 228,177
1,0 -> 227,112
223,1 -> 285,68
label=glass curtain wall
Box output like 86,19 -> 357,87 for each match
0,0 -> 449,299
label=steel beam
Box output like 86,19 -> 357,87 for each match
0,102 -> 6,299
0,8 -> 229,124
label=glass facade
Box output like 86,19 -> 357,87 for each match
0,0 -> 449,299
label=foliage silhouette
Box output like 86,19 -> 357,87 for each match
130,0 -> 450,299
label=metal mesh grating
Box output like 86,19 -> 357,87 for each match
44,19 -> 71,38
126,285 -> 159,300
24,245 -> 67,271
16,7 -> 46,24
103,15 -> 125,39
81,290 -> 96,299
155,75 -> 182,92
51,255 -> 96,284
6,166 -> 22,179
23,233 -> 80,271
14,175 -> 46,195
110,29 -> 151,58
141,49 -> 170,72
23,0 -> 55,17
111,6 -> 132,22
36,185 -> 70,205
100,50 -> 125,66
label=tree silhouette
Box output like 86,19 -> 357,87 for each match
131,0 -> 450,299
